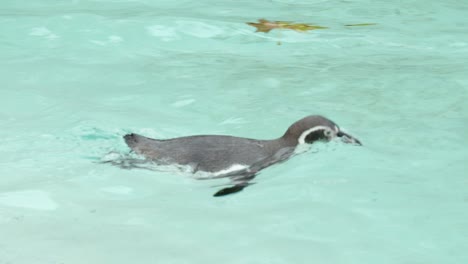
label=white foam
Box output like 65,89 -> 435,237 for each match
29,27 -> 51,36
146,25 -> 178,41
90,35 -> 123,46
29,27 -> 58,40
0,190 -> 58,211
108,35 -> 123,43
172,99 -> 195,107
90,40 -> 106,46
100,186 -> 133,195
263,78 -> 281,88
176,21 -> 224,38
220,117 -> 246,125
449,42 -> 467,47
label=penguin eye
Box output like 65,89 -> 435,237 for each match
324,129 -> 332,137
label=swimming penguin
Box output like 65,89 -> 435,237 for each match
123,115 -> 361,197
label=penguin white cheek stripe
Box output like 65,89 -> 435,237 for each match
297,126 -> 330,144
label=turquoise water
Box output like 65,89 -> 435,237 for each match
1,0 -> 467,263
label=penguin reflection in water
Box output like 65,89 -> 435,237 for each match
120,115 -> 361,197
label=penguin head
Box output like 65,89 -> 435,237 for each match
283,115 -> 362,145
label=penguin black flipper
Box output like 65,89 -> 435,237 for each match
212,147 -> 295,197
213,174 -> 256,197
213,184 -> 247,197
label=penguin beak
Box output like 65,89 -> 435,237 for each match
337,131 -> 362,146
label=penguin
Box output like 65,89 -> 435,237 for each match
123,115 -> 361,197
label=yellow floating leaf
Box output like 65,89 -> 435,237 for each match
247,19 -> 328,33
